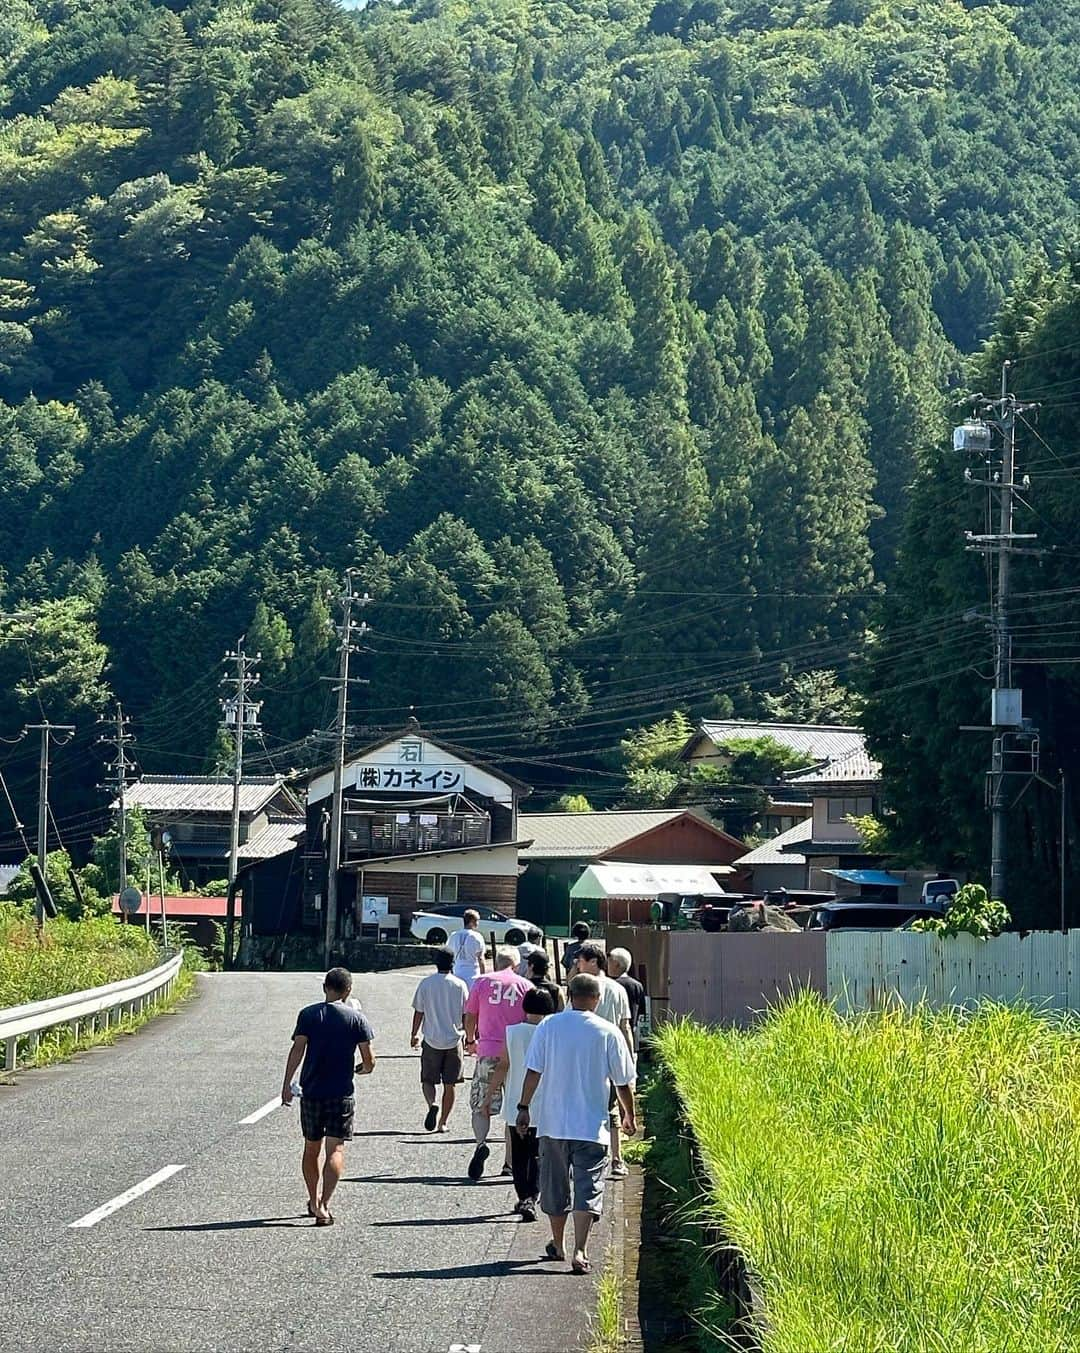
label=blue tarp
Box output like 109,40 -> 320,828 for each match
822,868 -> 905,888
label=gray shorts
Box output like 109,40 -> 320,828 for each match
538,1137 -> 608,1218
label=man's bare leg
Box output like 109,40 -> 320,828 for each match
439,1083 -> 456,1127
471,1107 -> 490,1146
572,1210 -> 595,1267
302,1140 -> 321,1212
611,1116 -> 622,1166
422,1081 -> 437,1107
320,1136 -> 345,1213
548,1211 -> 567,1259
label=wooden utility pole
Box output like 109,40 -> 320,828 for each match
221,641 -> 261,889
24,721 -> 75,928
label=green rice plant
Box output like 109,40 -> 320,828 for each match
657,993 -> 1080,1353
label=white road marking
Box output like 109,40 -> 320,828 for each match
448,1346 -> 481,1352
69,1165 -> 186,1228
239,1097 -> 282,1125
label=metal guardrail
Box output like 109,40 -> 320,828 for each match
0,948 -> 184,1072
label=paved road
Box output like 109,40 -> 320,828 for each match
0,969 -> 617,1353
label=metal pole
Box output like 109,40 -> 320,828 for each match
989,362 -> 1014,905
1061,770 -> 1067,933
325,576 -> 354,970
117,703 -> 128,896
145,859 -> 151,936
158,848 -> 168,952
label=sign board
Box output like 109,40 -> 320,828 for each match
118,886 -> 142,914
362,895 -> 389,921
350,765 -> 464,793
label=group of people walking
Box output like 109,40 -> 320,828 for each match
282,912 -> 643,1274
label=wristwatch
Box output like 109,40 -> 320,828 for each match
517,1102 -> 530,1111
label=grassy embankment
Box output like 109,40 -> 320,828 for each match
0,912 -> 196,1068
657,993 -> 1080,1353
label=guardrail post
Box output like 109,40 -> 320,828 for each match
3,1036 -> 15,1071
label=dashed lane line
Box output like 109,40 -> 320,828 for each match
239,1097 -> 282,1125
68,1165 -> 187,1229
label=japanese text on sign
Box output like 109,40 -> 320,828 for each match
353,765 -> 464,792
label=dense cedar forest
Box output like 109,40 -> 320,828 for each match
0,0 -> 1077,913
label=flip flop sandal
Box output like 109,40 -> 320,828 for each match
315,1211 -> 335,1227
571,1257 -> 591,1275
544,1242 -> 564,1261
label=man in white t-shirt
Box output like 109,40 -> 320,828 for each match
516,974 -> 636,1275
574,941 -> 634,1178
515,927 -> 545,975
410,950 -> 469,1133
445,909 -> 487,989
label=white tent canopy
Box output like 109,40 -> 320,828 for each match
570,862 -> 732,901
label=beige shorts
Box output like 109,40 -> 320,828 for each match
470,1055 -> 502,1114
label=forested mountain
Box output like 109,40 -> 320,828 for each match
0,0 -> 1077,849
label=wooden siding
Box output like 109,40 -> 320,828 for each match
601,816 -> 744,866
360,870 -> 517,920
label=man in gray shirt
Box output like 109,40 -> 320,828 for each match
410,950 -> 469,1132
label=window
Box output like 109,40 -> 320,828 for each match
827,796 -> 874,824
417,874 -> 436,905
438,875 -> 458,904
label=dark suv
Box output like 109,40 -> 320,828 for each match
807,901 -> 947,931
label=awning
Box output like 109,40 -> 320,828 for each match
822,868 -> 905,888
570,862 -> 732,901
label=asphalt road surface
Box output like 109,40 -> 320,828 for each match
0,969 -> 618,1353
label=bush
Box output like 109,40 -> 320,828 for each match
0,910 -> 161,1007
911,881 -> 1009,937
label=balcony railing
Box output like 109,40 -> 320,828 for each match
343,809 -> 489,859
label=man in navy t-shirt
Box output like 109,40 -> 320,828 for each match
281,967 -> 375,1226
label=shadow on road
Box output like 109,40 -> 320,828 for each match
146,1216 -> 311,1232
369,1214 -> 517,1228
372,1258 -> 555,1280
346,1174 -> 506,1186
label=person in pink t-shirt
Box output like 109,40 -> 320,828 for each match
462,948 -> 532,1181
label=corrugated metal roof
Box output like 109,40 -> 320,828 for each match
570,862 -> 732,900
787,747 -> 881,785
123,776 -> 291,815
517,809 -> 687,860
734,818 -> 813,867
692,720 -> 865,764
0,863 -> 20,893
238,818 -> 304,860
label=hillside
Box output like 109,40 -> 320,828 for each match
0,0 -> 1076,836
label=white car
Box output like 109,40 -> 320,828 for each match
410,904 -> 539,947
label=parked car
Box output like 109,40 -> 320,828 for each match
807,901 -> 947,932
921,878 -> 960,906
410,904 -> 537,946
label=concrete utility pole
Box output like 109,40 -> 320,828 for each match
220,642 -> 261,889
958,361 -> 1040,905
324,572 -> 370,968
100,703 -> 137,901
23,721 -> 76,928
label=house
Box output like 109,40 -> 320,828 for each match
120,775 -> 303,887
679,719 -> 861,836
516,808 -> 745,932
244,720 -> 532,949
733,745 -> 937,900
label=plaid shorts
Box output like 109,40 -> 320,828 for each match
299,1094 -> 355,1143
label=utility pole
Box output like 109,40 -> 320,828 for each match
23,721 -> 76,928
220,642 -> 261,890
957,361 -> 1040,905
324,571 -> 370,968
100,703 -> 137,906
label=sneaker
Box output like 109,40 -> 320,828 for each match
610,1160 -> 628,1179
467,1143 -> 490,1181
518,1199 -> 537,1223
500,1165 -> 513,1177
424,1104 -> 438,1132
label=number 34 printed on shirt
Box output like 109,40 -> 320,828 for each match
487,983 -> 522,1006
